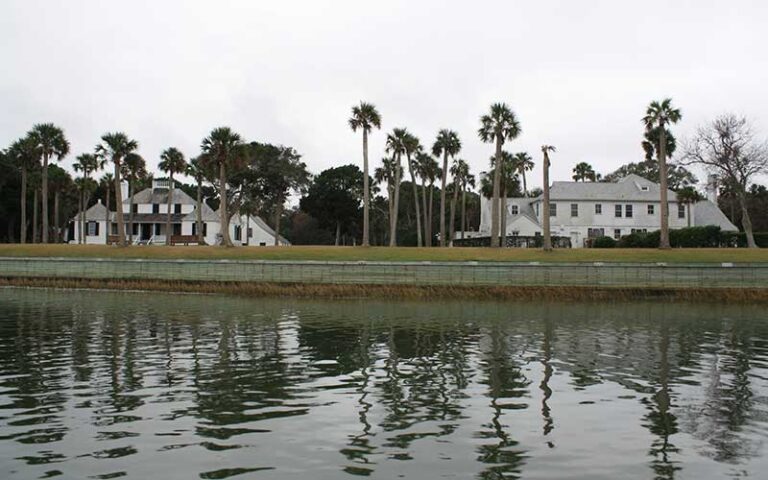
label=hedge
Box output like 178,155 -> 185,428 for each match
592,236 -> 617,248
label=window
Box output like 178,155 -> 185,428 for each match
203,223 -> 208,236
87,221 -> 99,236
641,186 -> 650,191
614,228 -> 622,240
248,227 -> 253,238
549,203 -> 557,217
615,205 -> 622,218
678,204 -> 685,219
152,204 -> 160,214
174,204 -> 182,214
595,204 -> 602,215
647,204 -> 655,215
510,205 -> 519,215
571,203 -> 578,217
535,204 -> 540,216
588,228 -> 605,238
631,228 -> 648,234
625,204 -> 633,218
234,225 -> 242,241
132,204 -> 138,214
154,224 -> 161,235
259,242 -> 267,246
173,224 -> 182,235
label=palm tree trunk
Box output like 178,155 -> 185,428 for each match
20,166 -> 27,244
428,183 -> 434,246
128,177 -> 135,244
335,221 -> 341,246
78,190 -> 83,244
542,153 -> 552,251
738,189 -> 757,248
32,188 -> 39,243
439,152 -> 449,247
165,174 -> 173,245
461,188 -> 467,240
407,154 -> 422,247
113,161 -> 127,246
273,200 -> 283,246
219,160 -> 232,247
490,137 -> 502,247
686,203 -> 691,228
389,157 -> 402,247
449,183 -> 459,247
54,190 -> 60,243
500,189 -> 508,248
362,129 -> 370,247
420,177 -> 429,247
196,179 -> 204,244
42,153 -> 49,243
658,125 -> 671,249
105,187 -> 110,245
522,171 -> 528,197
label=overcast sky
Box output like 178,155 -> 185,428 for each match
2,0 -> 766,191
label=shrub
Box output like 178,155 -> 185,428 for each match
592,236 -> 616,248
670,226 -> 722,247
618,230 -> 659,248
721,232 -> 768,248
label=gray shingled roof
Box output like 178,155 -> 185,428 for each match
184,201 -> 218,222
130,187 -> 197,205
544,174 -> 676,202
73,202 -> 108,221
694,200 -> 738,231
249,215 -> 290,245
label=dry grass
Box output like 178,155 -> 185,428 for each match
2,277 -> 767,303
1,244 -> 767,264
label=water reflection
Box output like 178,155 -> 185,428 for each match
0,289 -> 767,479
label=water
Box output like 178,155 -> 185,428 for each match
0,289 -> 767,479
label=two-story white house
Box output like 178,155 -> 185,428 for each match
67,179 -> 290,246
477,174 -> 737,247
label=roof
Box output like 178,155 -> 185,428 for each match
248,215 -> 290,245
184,201 -> 218,222
73,201 -> 108,221
128,187 -> 197,206
694,200 -> 738,231
536,174 -> 677,202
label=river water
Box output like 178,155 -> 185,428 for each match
0,288 -> 766,479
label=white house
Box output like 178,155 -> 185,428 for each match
477,174 -> 737,247
67,179 -> 290,246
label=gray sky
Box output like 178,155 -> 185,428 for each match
2,0 -> 766,191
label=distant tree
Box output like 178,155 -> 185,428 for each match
541,145 -> 556,251
385,128 -> 409,246
122,152 -> 147,244
200,127 -> 247,247
448,159 -> 470,245
159,147 -> 187,245
47,164 -> 74,243
186,157 -> 208,244
450,159 -> 474,241
432,129 -> 461,247
675,186 -> 704,228
415,152 -> 440,246
28,123 -> 70,243
572,162 -> 596,182
96,132 -> 139,246
403,132 -> 423,247
683,114 -> 768,248
602,160 -> 697,190
348,102 -> 381,247
7,135 -> 40,243
300,164 -> 364,245
478,103 -> 521,247
643,98 -> 682,249
99,173 -> 114,243
73,153 -> 103,243
374,156 -> 397,244
512,152 -> 534,195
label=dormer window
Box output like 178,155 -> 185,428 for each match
640,186 -> 650,191
152,204 -> 160,214
510,205 -> 519,215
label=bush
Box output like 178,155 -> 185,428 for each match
721,232 -> 768,248
617,230 -> 659,248
592,236 -> 616,248
670,226 -> 722,247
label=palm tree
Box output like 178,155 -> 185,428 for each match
478,104 -> 521,247
512,152 -> 534,196
99,173 -> 114,243
374,156 -> 397,245
7,135 -> 40,244
676,187 -> 703,228
643,99 -> 682,249
460,167 -> 476,240
498,152 -> 520,246
348,102 -> 382,247
72,154 -> 102,244
200,127 -> 246,247
122,152 -> 146,244
541,145 -> 556,251
432,129 -> 461,247
96,132 -> 139,247
159,147 -> 187,245
415,152 -> 439,247
385,128 -> 408,246
572,162 -> 596,182
28,123 -> 69,243
186,157 -> 207,244
449,159 -> 471,246
403,133 -> 423,247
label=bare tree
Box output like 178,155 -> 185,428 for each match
683,114 -> 768,248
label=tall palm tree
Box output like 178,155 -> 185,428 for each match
385,128 -> 408,246
478,104 -> 521,247
99,173 -> 114,244
541,145 -> 556,251
200,127 -> 246,247
7,135 -> 40,244
572,162 -> 596,182
449,159 -> 471,246
96,132 -> 139,247
28,123 -> 69,243
415,152 -> 439,246
72,153 -> 102,244
122,152 -> 146,244
497,152 -> 520,246
432,129 -> 461,247
159,147 -> 187,245
512,152 -> 534,196
403,133 -> 423,247
374,156 -> 397,245
348,102 -> 382,247
676,187 -> 703,228
186,157 -> 207,244
460,168 -> 476,240
643,98 -> 682,249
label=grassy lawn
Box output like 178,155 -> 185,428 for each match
0,244 -> 766,263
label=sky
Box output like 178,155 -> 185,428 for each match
2,0 -> 767,192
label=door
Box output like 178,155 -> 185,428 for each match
141,224 -> 151,240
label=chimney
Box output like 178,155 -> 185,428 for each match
705,174 -> 718,203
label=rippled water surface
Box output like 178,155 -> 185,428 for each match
1,288 -> 767,479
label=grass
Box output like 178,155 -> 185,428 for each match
0,244 -> 767,263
